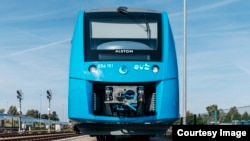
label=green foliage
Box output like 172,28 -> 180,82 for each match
179,105 -> 250,125
3,103 -> 250,125
242,112 -> 249,120
3,105 -> 60,121
206,104 -> 218,117
0,108 -> 5,114
39,112 -> 59,121
196,114 -> 206,125
51,111 -> 59,121
186,111 -> 194,125
26,109 -> 40,118
7,105 -> 18,115
222,106 -> 241,122
41,114 -> 48,119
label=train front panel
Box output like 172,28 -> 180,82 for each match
68,8 -> 179,125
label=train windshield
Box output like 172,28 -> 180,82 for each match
85,12 -> 162,61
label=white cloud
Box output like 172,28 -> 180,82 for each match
188,0 -> 239,14
6,38 -> 70,57
170,0 -> 239,17
238,66 -> 250,75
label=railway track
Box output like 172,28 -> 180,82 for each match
0,132 -> 81,141
62,135 -> 172,141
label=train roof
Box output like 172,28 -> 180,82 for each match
85,6 -> 160,14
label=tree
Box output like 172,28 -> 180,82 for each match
206,104 -> 218,116
196,113 -> 206,125
173,111 -> 195,125
26,109 -> 39,118
51,111 -> 59,121
223,106 -> 241,122
206,104 -> 219,122
7,105 -> 18,115
41,114 -> 48,119
185,111 -> 194,125
241,112 -> 249,120
219,109 -> 227,123
0,108 -> 5,114
40,111 -> 59,121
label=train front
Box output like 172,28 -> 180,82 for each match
68,7 -> 179,135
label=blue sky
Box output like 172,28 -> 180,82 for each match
0,0 -> 250,121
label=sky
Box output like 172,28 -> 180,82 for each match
0,0 -> 250,121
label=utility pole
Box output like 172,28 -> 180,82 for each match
16,90 -> 23,133
47,90 -> 52,133
39,94 -> 42,130
62,103 -> 64,122
183,0 -> 187,125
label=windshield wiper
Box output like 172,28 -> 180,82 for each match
144,15 -> 151,39
117,6 -> 151,39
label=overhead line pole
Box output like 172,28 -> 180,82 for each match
16,90 -> 23,133
183,0 -> 187,125
47,90 -> 52,133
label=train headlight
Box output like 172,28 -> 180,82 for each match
105,86 -> 113,95
137,86 -> 144,95
88,65 -> 97,73
152,65 -> 159,73
137,86 -> 144,102
105,86 -> 113,101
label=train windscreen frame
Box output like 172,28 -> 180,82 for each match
84,12 -> 162,61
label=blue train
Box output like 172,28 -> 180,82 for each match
68,6 -> 179,140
